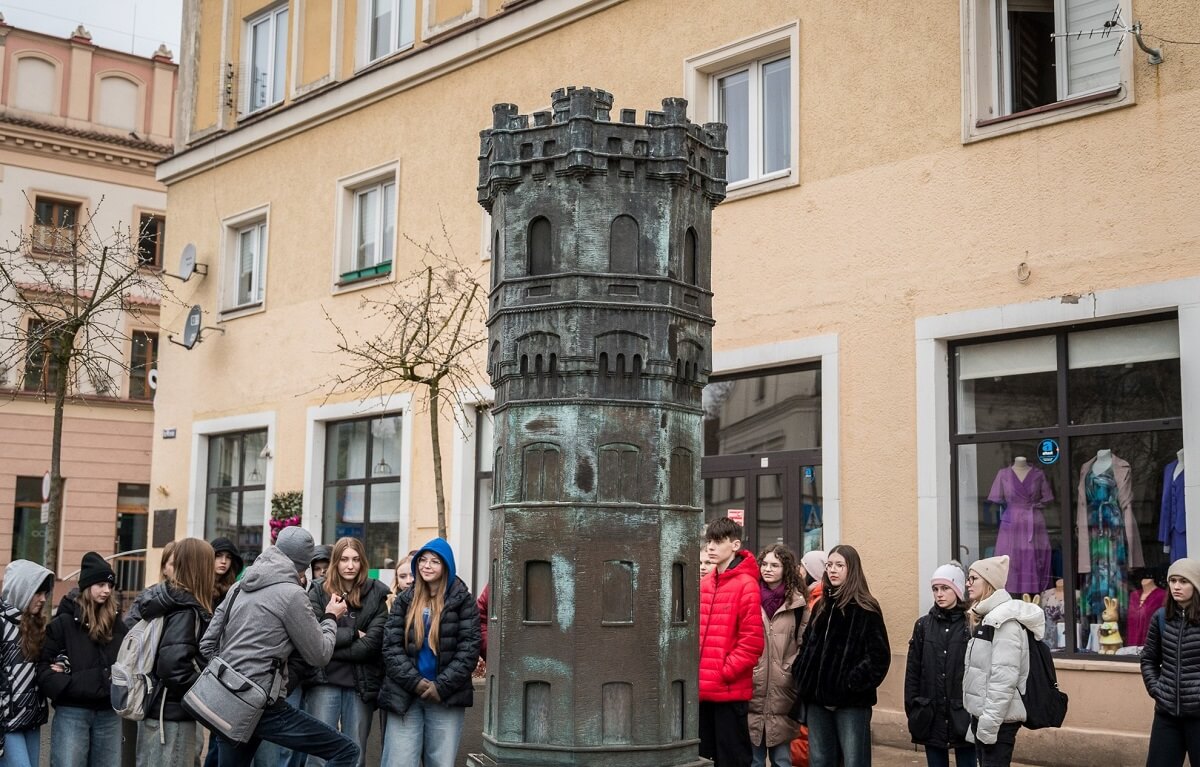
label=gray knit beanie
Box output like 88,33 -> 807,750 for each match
275,526 -> 315,572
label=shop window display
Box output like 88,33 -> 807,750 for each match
952,316 -> 1182,659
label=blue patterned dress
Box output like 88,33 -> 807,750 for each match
1080,467 -> 1128,619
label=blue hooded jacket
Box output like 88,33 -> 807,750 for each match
413,537 -> 456,680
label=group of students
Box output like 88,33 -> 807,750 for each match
696,516 -> 1200,767
0,529 -> 481,767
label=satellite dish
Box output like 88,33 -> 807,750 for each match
182,305 -> 203,349
179,244 -> 196,281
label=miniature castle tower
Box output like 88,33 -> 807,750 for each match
472,86 -> 726,767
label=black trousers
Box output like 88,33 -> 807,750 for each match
699,700 -> 752,767
971,719 -> 1019,767
1146,710 -> 1200,767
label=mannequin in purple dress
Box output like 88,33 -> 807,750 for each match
988,457 -> 1054,595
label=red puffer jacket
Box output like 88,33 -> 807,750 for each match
699,549 -> 765,702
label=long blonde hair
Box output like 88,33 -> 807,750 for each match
325,538 -> 369,609
967,573 -> 996,630
78,585 -> 118,645
403,552 -> 446,652
387,551 -> 416,612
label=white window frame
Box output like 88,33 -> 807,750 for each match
221,205 -> 270,317
333,162 -> 400,293
304,394 -> 413,551
245,4 -> 289,114
450,388 -> 495,594
357,0 -> 417,68
685,22 -> 799,200
960,0 -> 1134,142
711,53 -> 792,189
352,181 -> 396,270
187,410 -> 277,543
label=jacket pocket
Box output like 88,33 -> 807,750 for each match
949,701 -> 971,741
907,696 -> 934,741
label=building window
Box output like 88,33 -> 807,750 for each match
951,315 -> 1182,658
205,429 -> 268,566
115,483 -> 149,592
23,319 -> 62,393
137,214 -> 165,269
963,0 -> 1128,138
324,415 -> 403,567
12,476 -> 47,564
365,0 -> 416,64
471,408 -> 494,595
528,217 -> 552,276
33,197 -> 79,255
129,331 -> 158,400
343,180 -> 395,282
231,220 -> 267,309
715,54 -> 790,184
246,5 -> 289,113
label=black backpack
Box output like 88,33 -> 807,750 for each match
1020,627 -> 1068,729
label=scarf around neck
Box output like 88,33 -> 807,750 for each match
760,581 -> 787,617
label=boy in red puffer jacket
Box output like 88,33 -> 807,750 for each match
699,517 -> 765,767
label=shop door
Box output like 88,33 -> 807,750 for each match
702,450 -> 823,556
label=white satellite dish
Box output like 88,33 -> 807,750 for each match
169,243 -> 208,282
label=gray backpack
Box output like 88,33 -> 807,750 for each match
111,614 -> 167,721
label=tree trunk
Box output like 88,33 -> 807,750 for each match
44,331 -> 75,593
428,381 -> 447,540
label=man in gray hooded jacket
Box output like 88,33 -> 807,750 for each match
198,527 -> 357,766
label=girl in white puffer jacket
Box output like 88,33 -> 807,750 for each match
962,555 -> 1045,767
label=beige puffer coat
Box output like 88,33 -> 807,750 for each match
962,589 -> 1045,745
747,589 -> 807,747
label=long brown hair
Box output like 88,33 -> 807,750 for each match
759,544 -> 803,608
78,585 -> 118,645
325,537 -> 369,609
1167,576 -> 1200,625
214,555 -> 238,601
159,540 -> 177,582
816,544 -> 880,616
170,538 -> 215,615
404,551 -> 447,652
20,604 -> 46,661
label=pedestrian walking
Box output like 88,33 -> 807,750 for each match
0,560 -> 55,767
305,537 -> 389,767
905,562 -> 975,767
378,538 -> 481,767
792,544 -> 890,767
37,552 -> 128,767
748,544 -> 806,767
1140,557 -> 1200,766
961,555 -> 1043,767
197,526 -> 359,767
125,538 -> 216,767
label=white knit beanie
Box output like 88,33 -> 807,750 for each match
1168,558 -> 1200,589
969,555 -> 1010,592
801,550 -> 827,580
931,562 -> 967,602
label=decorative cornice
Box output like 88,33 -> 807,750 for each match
0,114 -> 171,175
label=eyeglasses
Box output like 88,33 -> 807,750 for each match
417,555 -> 442,567
966,575 -> 980,584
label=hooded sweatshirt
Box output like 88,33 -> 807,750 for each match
962,589 -> 1045,745
199,546 -> 338,695
1,560 -> 54,732
412,538 -> 457,681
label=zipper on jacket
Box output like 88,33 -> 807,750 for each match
1176,619 -> 1184,716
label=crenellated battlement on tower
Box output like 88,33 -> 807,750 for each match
478,86 -> 728,211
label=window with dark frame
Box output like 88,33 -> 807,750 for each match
137,214 -> 165,269
22,318 -> 62,393
323,414 -> 403,569
471,407 -> 495,596
205,429 -> 268,566
950,314 -> 1183,660
33,197 -> 79,255
12,476 -> 47,564
129,331 -> 158,400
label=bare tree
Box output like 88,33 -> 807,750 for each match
325,231 -> 488,540
0,198 -> 171,579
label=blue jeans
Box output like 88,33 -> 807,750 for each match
806,705 -> 872,767
925,744 -> 978,767
49,706 -> 121,767
214,700 -> 359,767
751,741 -> 792,767
0,727 -> 40,767
303,685 -> 373,767
380,702 -> 465,767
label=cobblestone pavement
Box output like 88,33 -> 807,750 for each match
874,743 -> 1039,766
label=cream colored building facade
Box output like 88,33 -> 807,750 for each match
156,0 -> 1200,761
0,21 -> 176,592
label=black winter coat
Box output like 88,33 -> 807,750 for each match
792,593 -> 890,709
37,593 -> 128,709
377,578 -> 480,716
904,605 -> 971,748
125,583 -> 211,721
308,578 -> 390,703
1141,607 -> 1200,717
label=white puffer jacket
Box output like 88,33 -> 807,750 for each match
962,590 -> 1045,745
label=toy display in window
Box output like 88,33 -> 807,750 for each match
1159,449 -> 1186,563
988,456 -> 1054,594
1076,449 -> 1144,619
1125,569 -> 1166,649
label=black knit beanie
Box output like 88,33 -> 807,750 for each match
78,551 -> 115,590
210,537 -> 245,574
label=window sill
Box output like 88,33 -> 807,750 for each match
966,85 -> 1129,143
219,302 -> 265,321
723,168 -> 797,203
339,261 -> 393,284
1052,656 -> 1142,673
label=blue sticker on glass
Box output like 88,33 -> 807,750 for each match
1037,439 -> 1060,465
804,467 -> 814,480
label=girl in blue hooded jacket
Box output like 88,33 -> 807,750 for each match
378,538 -> 481,767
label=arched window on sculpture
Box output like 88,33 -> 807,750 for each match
528,217 -> 552,276
684,227 -> 698,285
609,215 -> 639,273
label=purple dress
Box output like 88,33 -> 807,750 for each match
989,466 -> 1054,594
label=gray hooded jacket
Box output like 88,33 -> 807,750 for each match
1,560 -> 54,733
200,546 -> 337,694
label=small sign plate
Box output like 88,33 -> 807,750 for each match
162,428 -> 177,439
1038,439 -> 1061,465
40,502 -> 49,524
728,509 -> 745,526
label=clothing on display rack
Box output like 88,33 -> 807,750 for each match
1076,452 -> 1143,620
1159,457 -> 1186,562
988,463 -> 1054,594
1125,584 -> 1166,648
